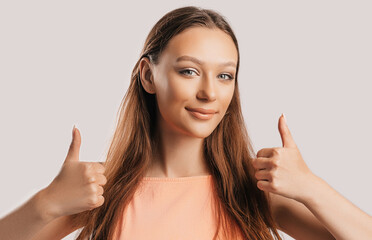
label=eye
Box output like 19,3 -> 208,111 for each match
179,69 -> 198,76
219,73 -> 234,81
179,69 -> 235,81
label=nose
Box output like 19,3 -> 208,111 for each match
196,73 -> 216,102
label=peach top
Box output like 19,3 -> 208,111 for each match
113,174 -> 227,239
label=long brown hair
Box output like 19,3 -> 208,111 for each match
71,6 -> 282,240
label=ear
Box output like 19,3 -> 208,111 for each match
139,57 -> 156,94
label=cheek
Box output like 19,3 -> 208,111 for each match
218,84 -> 235,112
162,72 -> 195,105
155,73 -> 195,114
167,77 -> 195,103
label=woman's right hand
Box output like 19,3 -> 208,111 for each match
42,126 -> 107,219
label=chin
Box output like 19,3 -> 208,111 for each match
185,126 -> 216,139
178,116 -> 220,138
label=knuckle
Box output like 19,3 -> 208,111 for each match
88,183 -> 98,193
98,196 -> 105,206
271,158 -> 279,167
102,176 -> 107,185
88,195 -> 98,207
272,148 -> 280,156
91,196 -> 104,208
271,181 -> 280,192
257,149 -> 263,157
86,175 -> 95,184
251,158 -> 257,168
99,165 -> 106,173
97,186 -> 104,195
92,163 -> 106,175
273,147 -> 283,156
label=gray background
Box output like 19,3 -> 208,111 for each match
1,1 -> 371,239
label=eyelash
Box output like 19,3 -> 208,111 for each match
179,69 -> 235,81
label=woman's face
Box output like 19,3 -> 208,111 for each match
144,26 -> 238,138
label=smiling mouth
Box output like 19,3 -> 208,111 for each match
185,108 -> 215,120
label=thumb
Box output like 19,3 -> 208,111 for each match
278,113 -> 297,148
64,125 -> 81,162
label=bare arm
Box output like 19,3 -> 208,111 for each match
255,115 -> 372,239
30,214 -> 84,240
299,175 -> 372,240
0,188 -> 56,240
0,127 -> 106,239
269,175 -> 372,240
269,191 -> 336,239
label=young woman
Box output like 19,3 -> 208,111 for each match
1,6 -> 372,240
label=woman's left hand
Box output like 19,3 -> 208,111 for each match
252,114 -> 317,202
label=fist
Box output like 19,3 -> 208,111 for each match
251,114 -> 315,202
44,125 -> 107,218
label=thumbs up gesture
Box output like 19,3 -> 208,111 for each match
252,114 -> 316,202
43,126 -> 107,219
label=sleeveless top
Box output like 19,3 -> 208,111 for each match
112,174 -> 233,239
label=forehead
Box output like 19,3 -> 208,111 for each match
159,27 -> 238,66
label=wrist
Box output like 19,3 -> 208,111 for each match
297,173 -> 326,205
34,188 -> 61,222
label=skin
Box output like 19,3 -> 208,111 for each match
138,26 -> 372,239
139,26 -> 237,178
1,26 -> 371,240
256,115 -> 372,239
0,126 -> 106,240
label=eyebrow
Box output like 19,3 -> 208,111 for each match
175,55 -> 237,68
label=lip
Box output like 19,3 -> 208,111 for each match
185,107 -> 217,120
185,107 -> 217,114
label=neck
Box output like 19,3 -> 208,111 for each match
145,116 -> 210,178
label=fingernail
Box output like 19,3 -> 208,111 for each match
282,113 -> 287,123
72,124 -> 76,136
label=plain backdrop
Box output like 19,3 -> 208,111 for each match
1,1 -> 371,239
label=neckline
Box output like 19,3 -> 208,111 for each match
142,174 -> 212,182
